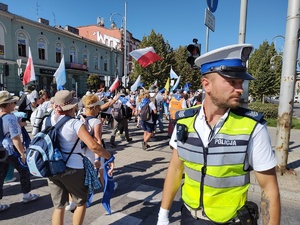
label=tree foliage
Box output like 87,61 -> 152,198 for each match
248,41 -> 281,102
86,74 -> 101,91
130,30 -> 201,91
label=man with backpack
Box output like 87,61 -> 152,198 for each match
16,85 -> 37,121
138,90 -> 157,150
0,91 -> 40,212
149,86 -> 165,134
110,88 -> 134,148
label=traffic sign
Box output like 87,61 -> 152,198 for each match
204,8 -> 215,32
206,0 -> 218,13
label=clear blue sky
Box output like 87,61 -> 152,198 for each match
2,0 -> 287,53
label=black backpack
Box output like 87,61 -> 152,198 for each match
140,102 -> 152,121
111,101 -> 125,120
16,94 -> 30,112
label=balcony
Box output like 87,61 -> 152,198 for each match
65,62 -> 88,71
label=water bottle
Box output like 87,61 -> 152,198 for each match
53,148 -> 63,161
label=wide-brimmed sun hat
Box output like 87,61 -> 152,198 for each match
53,90 -> 78,111
0,91 -> 19,105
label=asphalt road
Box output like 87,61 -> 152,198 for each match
1,120 -> 300,225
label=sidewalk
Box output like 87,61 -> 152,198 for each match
252,126 -> 300,201
1,120 -> 299,225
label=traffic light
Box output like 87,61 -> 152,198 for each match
186,39 -> 201,68
19,72 -> 24,81
2,63 -> 9,76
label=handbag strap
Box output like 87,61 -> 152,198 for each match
64,138 -> 80,164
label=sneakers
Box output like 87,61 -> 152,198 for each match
126,138 -> 133,142
120,133 -> 125,138
0,203 -> 10,212
23,193 -> 40,203
142,142 -> 150,150
65,202 -> 76,211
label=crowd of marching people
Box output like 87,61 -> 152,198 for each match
0,82 -> 203,224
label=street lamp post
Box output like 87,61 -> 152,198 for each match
274,0 -> 300,175
270,54 -> 283,71
272,35 -> 285,52
110,1 -> 127,88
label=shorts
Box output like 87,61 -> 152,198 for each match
140,120 -> 155,133
48,168 -> 88,208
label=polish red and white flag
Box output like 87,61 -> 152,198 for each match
129,47 -> 162,68
109,77 -> 120,92
23,46 -> 36,85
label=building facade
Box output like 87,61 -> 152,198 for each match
0,3 -> 122,97
77,17 -> 140,87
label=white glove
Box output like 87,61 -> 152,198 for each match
157,207 -> 170,225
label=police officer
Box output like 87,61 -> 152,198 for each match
157,44 -> 280,225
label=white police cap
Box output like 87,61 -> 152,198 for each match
195,44 -> 254,80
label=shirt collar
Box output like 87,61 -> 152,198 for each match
199,100 -> 230,129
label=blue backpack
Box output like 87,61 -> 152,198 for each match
26,116 -> 78,177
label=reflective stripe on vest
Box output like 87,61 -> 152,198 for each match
169,97 -> 184,120
177,110 -> 257,223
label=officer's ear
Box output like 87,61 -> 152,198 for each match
201,76 -> 210,93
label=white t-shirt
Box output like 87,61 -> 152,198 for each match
169,105 -> 277,172
42,115 -> 85,169
40,100 -> 51,111
25,92 -> 36,110
32,90 -> 39,100
82,117 -> 101,163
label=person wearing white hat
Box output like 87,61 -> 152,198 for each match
43,90 -> 114,225
157,44 -> 280,225
0,91 -> 40,212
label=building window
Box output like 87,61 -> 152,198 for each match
83,50 -> 88,66
38,39 -> 46,60
55,43 -> 62,63
18,38 -> 26,57
0,25 -> 5,58
104,56 -> 108,72
69,46 -> 76,63
0,45 -> 4,58
94,53 -> 99,70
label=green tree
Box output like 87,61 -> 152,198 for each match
248,41 -> 281,102
86,74 -> 101,91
